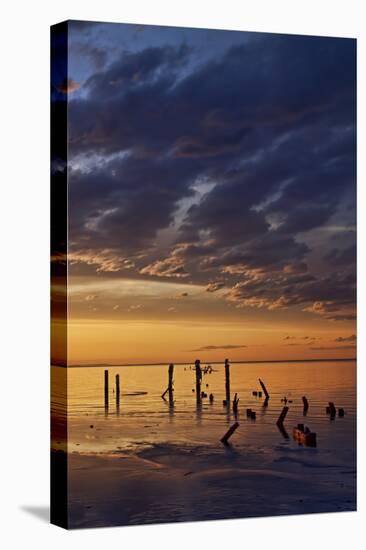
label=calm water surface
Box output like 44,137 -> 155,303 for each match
52,361 -> 356,460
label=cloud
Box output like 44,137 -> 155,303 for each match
63,30 -> 355,323
140,256 -> 189,278
191,344 -> 247,351
69,249 -> 134,273
310,345 -> 356,351
335,334 -> 356,342
206,282 -> 225,293
127,304 -> 142,312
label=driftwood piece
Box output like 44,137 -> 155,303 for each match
220,422 -> 240,445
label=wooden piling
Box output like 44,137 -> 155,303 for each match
220,421 -> 240,445
225,358 -> 230,403
328,402 -> 336,417
116,374 -> 120,409
195,359 -> 202,404
233,393 -> 239,414
258,378 -> 270,400
168,363 -> 174,406
276,406 -> 289,426
302,395 -> 309,415
104,370 -> 109,411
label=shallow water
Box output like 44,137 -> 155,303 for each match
53,361 -> 356,455
51,361 -> 356,527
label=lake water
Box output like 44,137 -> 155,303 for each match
51,361 -> 356,527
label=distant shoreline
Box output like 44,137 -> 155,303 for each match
54,357 -> 357,368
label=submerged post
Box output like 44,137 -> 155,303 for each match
220,422 -> 240,445
168,363 -> 174,407
225,358 -> 230,403
104,370 -> 109,412
302,395 -> 309,415
116,374 -> 120,410
258,378 -> 270,400
276,406 -> 289,426
195,359 -> 202,405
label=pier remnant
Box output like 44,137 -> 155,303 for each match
276,406 -> 289,426
161,363 -> 174,406
220,422 -> 240,445
302,396 -> 309,415
195,359 -> 202,404
104,370 -> 109,412
116,374 -> 120,410
328,402 -> 336,418
258,378 -> 270,400
225,358 -> 230,403
209,393 -> 214,403
338,408 -> 345,417
233,393 -> 239,414
168,363 -> 174,406
246,408 -> 252,417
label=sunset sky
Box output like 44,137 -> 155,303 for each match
52,21 -> 356,365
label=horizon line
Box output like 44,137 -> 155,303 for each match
54,357 -> 357,368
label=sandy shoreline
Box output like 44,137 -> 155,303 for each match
63,442 -> 356,528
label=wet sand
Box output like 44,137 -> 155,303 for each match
67,442 -> 356,528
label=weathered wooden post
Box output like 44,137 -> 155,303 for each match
104,370 -> 109,412
225,358 -> 230,404
302,395 -> 309,415
195,359 -> 202,405
168,363 -> 174,407
258,378 -> 270,400
276,406 -> 288,426
220,422 -> 240,445
116,374 -> 120,411
233,393 -> 239,414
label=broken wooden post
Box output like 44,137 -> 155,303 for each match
276,406 -> 289,426
258,378 -> 270,400
250,411 -> 256,420
328,402 -> 336,418
225,358 -> 230,404
195,359 -> 202,405
246,408 -> 252,417
168,363 -> 174,406
338,408 -> 345,417
220,422 -> 240,445
104,370 -> 109,412
233,393 -> 239,414
302,396 -> 309,415
116,374 -> 120,410
209,393 -> 214,403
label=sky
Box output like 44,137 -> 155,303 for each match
51,21 -> 356,365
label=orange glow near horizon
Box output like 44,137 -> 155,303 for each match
64,275 -> 356,365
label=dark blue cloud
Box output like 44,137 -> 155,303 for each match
66,24 -> 356,318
